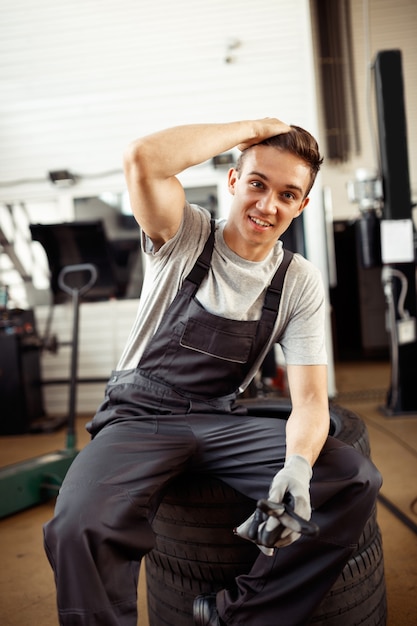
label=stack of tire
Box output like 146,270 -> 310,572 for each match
146,399 -> 387,625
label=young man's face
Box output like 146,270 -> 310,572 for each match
224,145 -> 311,261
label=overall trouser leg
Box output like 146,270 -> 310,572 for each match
44,417 -> 197,626
214,436 -> 382,626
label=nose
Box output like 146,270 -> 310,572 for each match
256,193 -> 277,214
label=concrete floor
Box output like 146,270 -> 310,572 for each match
0,360 -> 416,625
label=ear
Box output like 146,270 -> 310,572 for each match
227,168 -> 238,195
295,196 -> 309,217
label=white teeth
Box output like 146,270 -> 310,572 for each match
251,217 -> 270,227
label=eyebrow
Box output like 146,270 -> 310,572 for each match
246,170 -> 304,196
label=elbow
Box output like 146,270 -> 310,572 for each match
123,139 -> 151,181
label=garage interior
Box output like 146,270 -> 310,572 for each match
1,1 -> 417,625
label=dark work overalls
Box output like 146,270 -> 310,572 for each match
44,222 -> 382,626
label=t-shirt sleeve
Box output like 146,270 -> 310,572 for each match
277,260 -> 328,366
141,202 -> 210,259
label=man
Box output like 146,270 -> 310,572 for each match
44,119 -> 381,626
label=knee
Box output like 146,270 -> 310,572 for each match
44,482 -> 156,564
310,441 -> 382,545
44,484 -> 97,557
340,442 -> 382,501
355,448 -> 382,499
313,438 -> 382,508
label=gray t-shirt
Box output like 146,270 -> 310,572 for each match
117,202 -> 327,391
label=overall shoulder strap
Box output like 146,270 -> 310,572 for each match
262,249 -> 294,314
184,219 -> 216,288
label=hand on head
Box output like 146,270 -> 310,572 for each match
237,117 -> 291,151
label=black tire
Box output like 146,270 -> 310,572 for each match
148,478 -> 259,585
147,526 -> 386,626
148,496 -> 377,589
146,402 -> 385,625
328,401 -> 371,458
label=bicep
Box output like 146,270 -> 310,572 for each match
123,150 -> 186,246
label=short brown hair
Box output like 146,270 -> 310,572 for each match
236,125 -> 324,197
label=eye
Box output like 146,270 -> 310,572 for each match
282,191 -> 295,201
250,180 -> 264,189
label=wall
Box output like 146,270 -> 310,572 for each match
0,0 -> 320,196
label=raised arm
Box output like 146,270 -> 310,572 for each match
123,119 -> 290,247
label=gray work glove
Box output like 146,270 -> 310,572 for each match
235,455 -> 313,555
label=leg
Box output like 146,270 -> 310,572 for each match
215,436 -> 382,626
44,418 -> 196,626
188,414 -> 381,625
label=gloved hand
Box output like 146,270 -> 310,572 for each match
235,455 -> 313,555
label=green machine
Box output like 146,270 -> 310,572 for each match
0,263 -> 97,518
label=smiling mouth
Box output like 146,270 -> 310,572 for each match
249,216 -> 271,228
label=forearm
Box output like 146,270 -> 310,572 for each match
285,364 -> 330,466
125,118 -> 290,179
285,404 -> 329,467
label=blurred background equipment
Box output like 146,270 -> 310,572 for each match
374,50 -> 417,414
